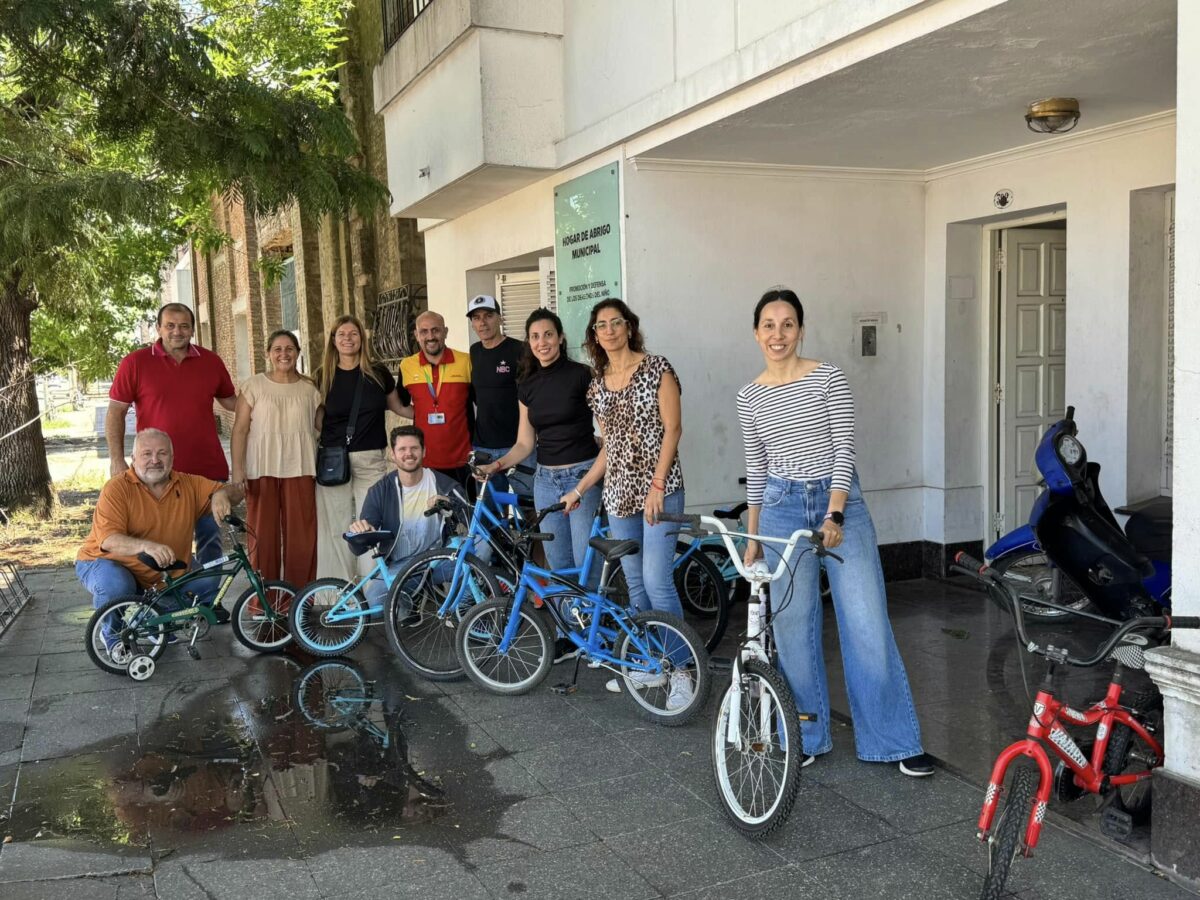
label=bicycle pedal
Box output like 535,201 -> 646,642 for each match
1101,807 -> 1134,840
550,682 -> 577,695
188,646 -> 202,661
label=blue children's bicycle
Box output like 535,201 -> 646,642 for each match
381,470 -> 530,680
288,516 -> 501,658
453,511 -> 712,724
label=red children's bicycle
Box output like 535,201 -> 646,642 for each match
951,551 -> 1199,900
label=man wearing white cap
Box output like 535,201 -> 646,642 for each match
467,295 -> 533,496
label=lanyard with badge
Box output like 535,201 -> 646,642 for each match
422,363 -> 446,426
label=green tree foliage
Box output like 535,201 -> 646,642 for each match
0,0 -> 388,513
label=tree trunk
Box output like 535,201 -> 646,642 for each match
0,276 -> 55,517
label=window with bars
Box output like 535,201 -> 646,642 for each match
383,0 -> 434,50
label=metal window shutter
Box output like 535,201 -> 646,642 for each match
496,272 -> 543,341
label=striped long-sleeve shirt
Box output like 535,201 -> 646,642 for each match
736,363 -> 857,505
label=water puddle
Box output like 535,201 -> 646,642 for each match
5,655 -> 523,857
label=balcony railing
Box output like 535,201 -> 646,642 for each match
382,0 -> 434,51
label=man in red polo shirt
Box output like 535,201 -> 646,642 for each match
398,310 -> 473,486
106,303 -> 237,588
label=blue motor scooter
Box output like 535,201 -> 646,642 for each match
984,406 -> 1170,621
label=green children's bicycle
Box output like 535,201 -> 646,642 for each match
84,514 -> 296,680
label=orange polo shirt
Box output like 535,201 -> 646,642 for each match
77,469 -> 221,588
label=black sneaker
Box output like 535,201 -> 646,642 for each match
552,638 -> 581,665
898,753 -> 935,777
210,604 -> 231,625
801,754 -> 816,768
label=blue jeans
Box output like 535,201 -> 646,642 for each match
759,474 -> 923,762
77,558 -> 140,609
533,459 -> 602,587
77,558 -> 143,646
608,490 -> 685,617
191,512 -> 222,605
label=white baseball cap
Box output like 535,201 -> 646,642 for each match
467,294 -> 500,316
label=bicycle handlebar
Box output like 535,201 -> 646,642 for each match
659,513 -> 836,584
950,550 -> 1199,667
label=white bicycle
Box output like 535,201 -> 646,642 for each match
661,512 -> 841,837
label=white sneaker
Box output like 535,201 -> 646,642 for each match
666,672 -> 694,711
605,670 -> 668,694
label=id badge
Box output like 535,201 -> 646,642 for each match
427,412 -> 446,425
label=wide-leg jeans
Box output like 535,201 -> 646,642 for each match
759,474 -> 923,762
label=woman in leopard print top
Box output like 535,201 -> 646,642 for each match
564,299 -> 690,699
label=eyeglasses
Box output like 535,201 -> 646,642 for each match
592,318 -> 626,333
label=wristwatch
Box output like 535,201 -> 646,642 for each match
824,511 -> 845,527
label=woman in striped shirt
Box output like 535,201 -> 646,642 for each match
738,287 -> 932,778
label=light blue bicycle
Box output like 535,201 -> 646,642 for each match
288,517 -> 500,659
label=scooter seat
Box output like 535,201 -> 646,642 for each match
1123,512 -> 1172,564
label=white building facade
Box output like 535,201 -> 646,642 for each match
375,0 -> 1200,880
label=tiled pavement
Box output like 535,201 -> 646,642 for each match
0,567 -> 1193,899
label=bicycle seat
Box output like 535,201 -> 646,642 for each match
714,503 -> 747,521
136,552 -> 187,573
588,537 -> 640,562
342,530 -> 392,553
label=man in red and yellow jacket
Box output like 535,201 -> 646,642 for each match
398,311 -> 473,486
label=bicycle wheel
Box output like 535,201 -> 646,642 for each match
85,595 -> 169,676
231,581 -> 295,653
672,547 -> 730,652
980,764 -> 1038,900
293,658 -> 370,730
992,551 -> 1090,621
711,659 -> 802,837
289,578 -> 367,657
1102,688 -> 1162,824
615,611 -> 710,725
384,550 -> 500,681
456,597 -> 555,695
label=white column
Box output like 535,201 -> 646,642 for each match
1145,0 -> 1200,887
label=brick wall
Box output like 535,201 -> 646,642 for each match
183,0 -> 428,430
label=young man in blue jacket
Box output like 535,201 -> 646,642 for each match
347,425 -> 461,613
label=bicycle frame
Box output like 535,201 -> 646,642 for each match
139,540 -> 262,630
497,561 -> 663,676
979,675 -> 1161,853
666,515 -> 821,745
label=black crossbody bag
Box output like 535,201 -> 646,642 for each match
316,371 -> 365,486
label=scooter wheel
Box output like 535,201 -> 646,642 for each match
128,655 -> 156,681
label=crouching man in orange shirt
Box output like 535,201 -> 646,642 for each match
76,429 -> 241,651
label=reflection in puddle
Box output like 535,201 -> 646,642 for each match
7,656 -> 474,852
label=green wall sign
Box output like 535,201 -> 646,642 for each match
553,164 -> 622,349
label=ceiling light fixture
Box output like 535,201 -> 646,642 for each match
1025,97 -> 1080,135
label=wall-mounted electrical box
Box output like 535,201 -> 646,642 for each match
854,312 -> 887,358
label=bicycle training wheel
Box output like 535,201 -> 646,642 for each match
384,549 -> 500,681
293,658 -> 370,730
980,763 -> 1038,900
231,581 -> 296,653
672,545 -> 730,652
615,611 -> 710,725
711,659 -> 802,837
455,597 -> 555,695
289,577 -> 367,657
85,595 -> 170,676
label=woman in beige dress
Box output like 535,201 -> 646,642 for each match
230,330 -> 322,587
